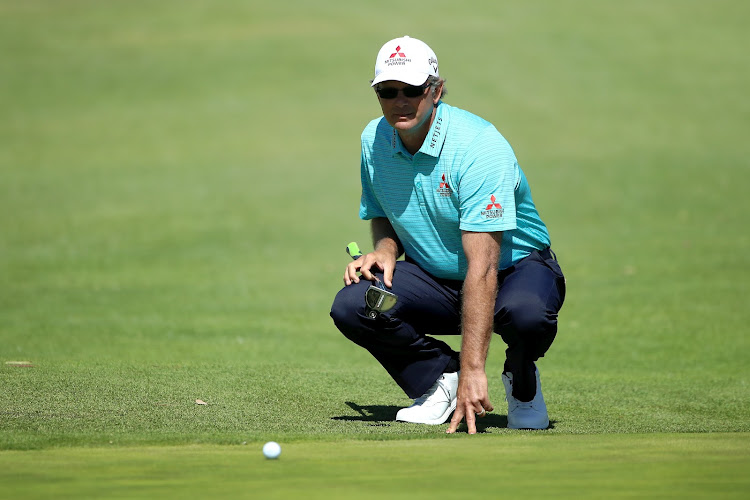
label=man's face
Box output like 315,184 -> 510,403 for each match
375,80 -> 441,135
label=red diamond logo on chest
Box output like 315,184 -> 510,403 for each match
437,174 -> 452,197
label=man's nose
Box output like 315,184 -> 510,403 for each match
394,93 -> 411,105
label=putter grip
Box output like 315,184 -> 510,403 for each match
346,242 -> 362,260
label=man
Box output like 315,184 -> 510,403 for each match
330,36 -> 566,434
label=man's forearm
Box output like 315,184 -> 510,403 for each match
371,218 -> 403,259
459,267 -> 498,371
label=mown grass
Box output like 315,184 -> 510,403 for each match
2,434 -> 749,500
0,0 -> 748,496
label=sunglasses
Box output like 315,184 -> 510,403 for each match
375,83 -> 429,99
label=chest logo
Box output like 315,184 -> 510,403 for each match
437,174 -> 452,197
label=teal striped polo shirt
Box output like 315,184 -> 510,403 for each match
359,102 -> 551,280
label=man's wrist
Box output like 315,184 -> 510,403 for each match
459,360 -> 486,372
375,238 -> 400,259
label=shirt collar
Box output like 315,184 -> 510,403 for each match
418,101 -> 448,158
390,102 -> 449,158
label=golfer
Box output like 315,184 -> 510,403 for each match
330,36 -> 566,434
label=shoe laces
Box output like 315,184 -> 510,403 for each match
505,375 -> 535,410
510,399 -> 534,410
414,376 -> 450,405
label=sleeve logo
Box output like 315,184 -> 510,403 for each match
481,195 -> 503,219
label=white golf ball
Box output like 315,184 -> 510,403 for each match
262,441 -> 281,459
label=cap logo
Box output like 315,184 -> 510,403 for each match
428,57 -> 438,73
384,45 -> 411,67
389,45 -> 406,58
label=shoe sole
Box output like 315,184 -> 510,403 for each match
395,399 -> 457,425
507,418 -> 550,430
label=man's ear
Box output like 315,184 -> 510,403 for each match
432,83 -> 443,105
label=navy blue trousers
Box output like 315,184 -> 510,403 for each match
330,249 -> 566,401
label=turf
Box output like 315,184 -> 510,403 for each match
2,434 -> 749,499
1,0 -> 749,496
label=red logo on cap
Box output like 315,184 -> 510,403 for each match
486,195 -> 502,210
390,46 -> 406,58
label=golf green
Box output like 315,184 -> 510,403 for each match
2,434 -> 748,499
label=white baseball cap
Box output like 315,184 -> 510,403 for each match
371,36 -> 439,87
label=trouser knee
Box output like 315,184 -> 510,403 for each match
330,286 -> 365,341
330,285 -> 417,351
498,298 -> 558,360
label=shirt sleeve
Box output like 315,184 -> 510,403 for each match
457,126 -> 518,232
358,142 -> 386,220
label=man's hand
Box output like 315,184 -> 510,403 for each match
446,369 -> 494,434
343,218 -> 402,288
343,249 -> 397,288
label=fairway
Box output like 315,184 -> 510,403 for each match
1,0 -> 749,497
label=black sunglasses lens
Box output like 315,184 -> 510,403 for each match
402,85 -> 426,97
377,88 -> 399,99
377,84 -> 426,99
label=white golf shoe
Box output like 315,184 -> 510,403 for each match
396,371 -> 458,425
502,366 -> 549,429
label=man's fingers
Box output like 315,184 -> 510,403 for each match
476,400 -> 494,418
465,407 -> 477,434
359,256 -> 378,282
359,254 -> 381,281
343,265 -> 354,285
446,406 -> 464,434
447,403 -> 485,434
383,263 -> 395,289
360,256 -> 388,283
343,260 -> 362,285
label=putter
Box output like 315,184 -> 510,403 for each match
346,242 -> 398,318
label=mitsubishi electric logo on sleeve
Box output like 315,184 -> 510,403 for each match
481,195 -> 504,219
385,45 -> 411,66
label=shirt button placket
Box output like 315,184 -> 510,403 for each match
415,179 -> 425,207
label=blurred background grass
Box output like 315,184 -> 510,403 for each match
1,0 -> 748,447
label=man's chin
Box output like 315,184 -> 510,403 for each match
391,119 -> 417,131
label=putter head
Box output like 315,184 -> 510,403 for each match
364,281 -> 398,318
344,241 -> 398,317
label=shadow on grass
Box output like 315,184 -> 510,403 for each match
332,401 -> 557,432
330,401 -> 400,425
474,416 -> 557,433
474,413 -> 509,432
